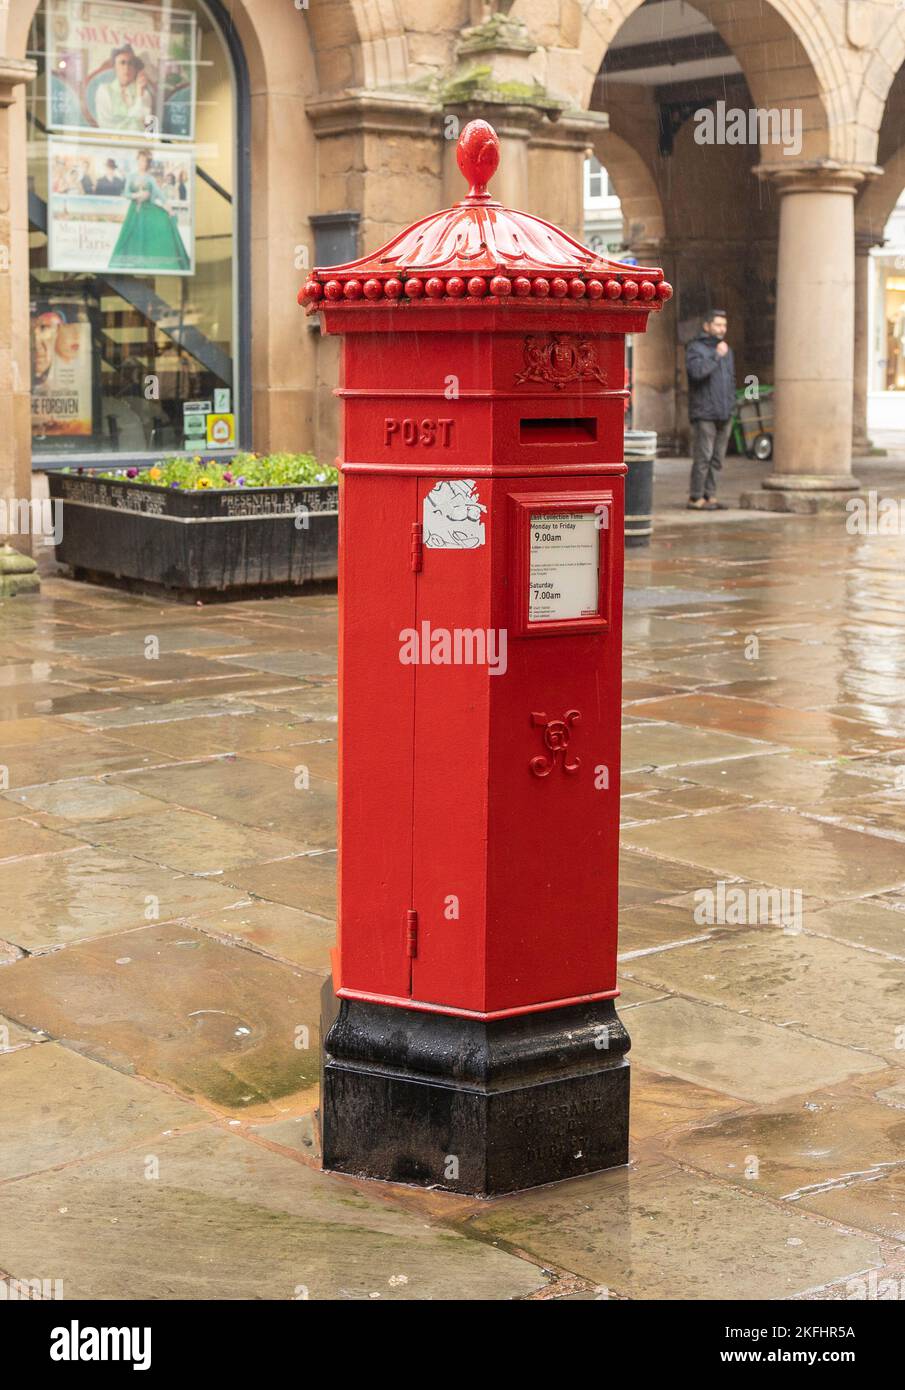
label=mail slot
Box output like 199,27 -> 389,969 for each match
299,118 -> 672,1196
519,417 -> 598,443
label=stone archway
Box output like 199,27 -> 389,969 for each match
855,10 -> 905,164
511,0 -> 841,159
589,131 -> 674,439
511,0 -> 875,497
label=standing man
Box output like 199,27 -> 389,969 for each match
686,309 -> 735,510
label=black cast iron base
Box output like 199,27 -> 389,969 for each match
319,983 -> 630,1196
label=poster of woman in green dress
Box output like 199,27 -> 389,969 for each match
49,139 -> 194,275
109,149 -> 191,272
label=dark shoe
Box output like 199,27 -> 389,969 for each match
704,499 -> 727,510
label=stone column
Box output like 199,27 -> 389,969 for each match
0,56 -> 39,593
743,164 -> 868,511
627,237 -> 677,444
853,230 -> 878,453
526,108 -> 608,240
306,91 -> 442,464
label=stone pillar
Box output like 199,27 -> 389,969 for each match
628,237 -> 677,444
743,165 -> 867,512
306,92 -> 442,464
853,230 -> 878,453
0,55 -> 39,592
526,109 -> 608,240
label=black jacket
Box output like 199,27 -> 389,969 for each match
686,333 -> 736,421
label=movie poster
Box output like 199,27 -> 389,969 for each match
31,298 -> 94,440
48,138 -> 194,275
47,0 -> 196,141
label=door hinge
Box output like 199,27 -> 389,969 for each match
410,522 -> 423,572
405,908 -> 418,958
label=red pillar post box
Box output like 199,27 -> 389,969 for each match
301,121 -> 672,1196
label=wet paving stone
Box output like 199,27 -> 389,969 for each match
3,779 -> 165,823
72,809 -> 307,876
622,996 -> 885,1102
622,805 -> 905,899
658,752 -> 888,806
0,1043 -> 199,1180
628,1065 -> 745,1142
250,685 -> 338,720
1,736 -> 176,789
64,697 -> 262,730
103,714 -> 324,759
799,1169 -> 905,1243
465,1159 -> 880,1300
244,739 -> 338,782
0,1014 -> 47,1051
618,848 -> 706,906
221,651 -> 337,678
621,721 -> 780,772
632,693 -> 899,757
236,851 -> 336,917
0,1128 -> 546,1300
188,901 -> 334,973
807,900 -> 905,957
1,521 -> 903,1295
0,816 -> 83,861
660,1085 -> 905,1202
622,929 -> 905,1066
618,901 -> 711,954
0,848 -> 245,950
117,756 -> 335,843
0,924 -> 324,1114
56,627 -> 251,658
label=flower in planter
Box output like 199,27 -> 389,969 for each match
126,468 -> 138,479
91,452 -> 337,490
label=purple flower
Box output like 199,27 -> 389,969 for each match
223,471 -> 234,483
170,481 -> 180,489
126,467 -> 138,478
237,476 -> 246,486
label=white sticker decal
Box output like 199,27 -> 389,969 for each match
423,479 -> 486,549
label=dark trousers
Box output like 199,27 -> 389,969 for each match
690,418 -> 732,498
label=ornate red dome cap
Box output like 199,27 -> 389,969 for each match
299,119 -> 672,312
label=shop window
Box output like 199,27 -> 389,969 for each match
26,0 -> 244,464
875,260 -> 905,393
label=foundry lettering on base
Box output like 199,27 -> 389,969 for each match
399,621 -> 507,675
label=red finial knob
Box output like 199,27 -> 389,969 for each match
457,119 -> 500,200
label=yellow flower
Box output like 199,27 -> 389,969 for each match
197,477 -> 211,488
148,467 -> 162,481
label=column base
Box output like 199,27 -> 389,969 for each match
740,475 -> 861,513
762,474 -> 860,492
319,985 -> 630,1196
0,544 -> 40,596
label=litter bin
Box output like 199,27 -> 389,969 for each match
624,429 -> 657,547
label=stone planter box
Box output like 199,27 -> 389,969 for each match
47,472 -> 338,599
